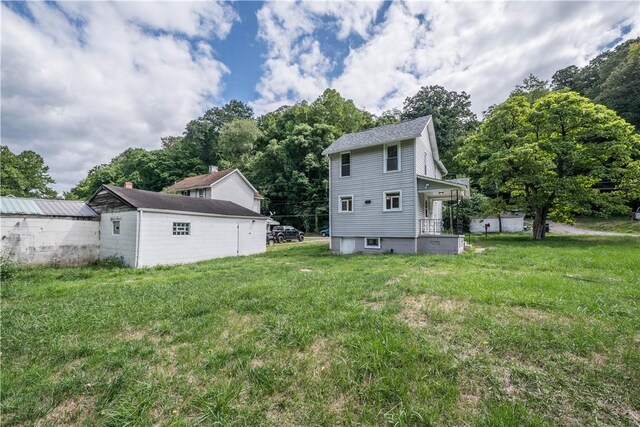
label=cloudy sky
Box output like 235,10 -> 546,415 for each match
2,1 -> 638,193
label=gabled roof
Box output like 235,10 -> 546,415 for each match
322,115 -> 432,155
0,196 -> 98,218
90,185 -> 265,219
166,168 -> 263,199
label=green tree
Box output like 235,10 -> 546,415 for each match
401,85 -> 478,169
510,74 -> 550,104
1,145 -> 57,198
217,119 -> 262,169
457,92 -> 639,240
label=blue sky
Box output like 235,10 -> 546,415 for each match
1,1 -> 638,192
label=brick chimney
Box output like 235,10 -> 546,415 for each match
124,182 -> 133,189
209,165 -> 218,173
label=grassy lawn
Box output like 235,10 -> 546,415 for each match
574,216 -> 640,234
2,236 -> 639,426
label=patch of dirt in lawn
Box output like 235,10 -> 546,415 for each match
329,394 -> 346,415
115,327 -> 148,341
36,395 -> 94,426
397,294 -> 469,327
384,274 -> 409,286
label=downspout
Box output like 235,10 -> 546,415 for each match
328,155 -> 332,251
135,209 -> 142,268
236,223 -> 240,256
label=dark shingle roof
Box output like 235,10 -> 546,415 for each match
100,185 -> 265,218
0,196 -> 98,218
322,115 -> 431,155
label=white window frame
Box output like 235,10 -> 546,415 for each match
383,190 -> 402,212
338,195 -> 354,213
340,152 -> 351,178
364,237 -> 381,249
196,188 -> 205,198
384,142 -> 401,173
112,220 -> 121,235
172,222 -> 191,236
424,152 -> 429,176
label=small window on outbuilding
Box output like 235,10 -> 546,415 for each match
173,222 -> 190,235
112,221 -> 121,235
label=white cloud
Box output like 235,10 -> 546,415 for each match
1,1 -> 238,193
253,1 -> 639,115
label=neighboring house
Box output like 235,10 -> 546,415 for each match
87,184 -> 267,267
322,115 -> 470,255
470,213 -> 525,233
165,166 -> 263,213
0,197 -> 100,265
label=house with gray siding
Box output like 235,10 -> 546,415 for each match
322,115 -> 469,255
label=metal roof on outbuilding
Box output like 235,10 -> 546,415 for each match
322,115 -> 432,155
0,196 -> 98,218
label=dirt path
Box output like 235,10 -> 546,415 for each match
548,221 -> 637,237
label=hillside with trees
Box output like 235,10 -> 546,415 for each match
4,40 -> 637,234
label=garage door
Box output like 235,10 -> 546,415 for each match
340,237 -> 355,254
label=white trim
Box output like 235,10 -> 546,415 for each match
138,207 -> 265,220
338,194 -> 354,213
328,158 -> 332,250
364,237 -> 381,249
383,190 -> 402,212
339,152 -> 351,178
383,142 -> 401,173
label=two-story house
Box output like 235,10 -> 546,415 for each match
165,167 -> 263,213
322,115 -> 469,255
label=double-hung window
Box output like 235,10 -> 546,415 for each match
196,189 -> 205,198
385,143 -> 400,172
340,153 -> 350,177
383,191 -> 402,211
173,222 -> 191,235
339,195 -> 353,213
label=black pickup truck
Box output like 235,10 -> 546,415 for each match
271,225 -> 304,243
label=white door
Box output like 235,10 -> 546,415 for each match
340,237 -> 355,254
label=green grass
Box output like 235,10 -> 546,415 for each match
2,236 -> 639,426
574,216 -> 640,234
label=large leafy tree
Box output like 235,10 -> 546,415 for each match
217,119 -> 263,169
1,145 -> 57,198
458,92 -> 639,240
401,85 -> 478,170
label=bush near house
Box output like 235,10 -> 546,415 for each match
2,236 -> 639,426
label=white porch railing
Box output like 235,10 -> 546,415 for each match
419,219 -> 444,235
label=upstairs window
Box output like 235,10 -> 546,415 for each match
383,191 -> 402,211
341,153 -> 351,177
339,195 -> 353,213
424,152 -> 429,176
173,222 -> 190,236
385,144 -> 400,172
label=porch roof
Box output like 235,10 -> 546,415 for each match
417,176 -> 470,200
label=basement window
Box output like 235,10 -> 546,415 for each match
112,221 -> 120,235
364,238 -> 381,249
173,222 -> 191,236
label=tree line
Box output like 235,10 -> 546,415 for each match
2,38 -> 638,239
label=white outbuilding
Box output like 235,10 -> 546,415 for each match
87,184 -> 268,267
470,213 -> 525,234
0,197 -> 100,265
